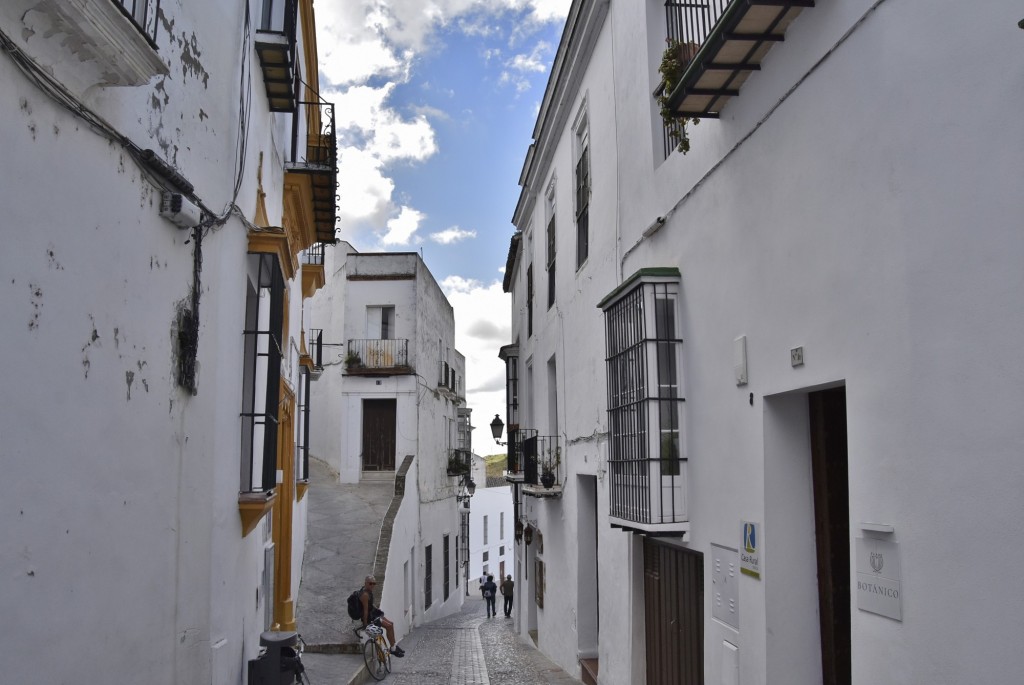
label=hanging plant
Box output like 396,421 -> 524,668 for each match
657,38 -> 701,154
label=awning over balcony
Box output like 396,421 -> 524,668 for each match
665,0 -> 813,118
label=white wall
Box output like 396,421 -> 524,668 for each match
0,1 -> 321,682
507,0 -> 1024,683
469,486 -> 516,590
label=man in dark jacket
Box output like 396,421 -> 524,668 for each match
482,574 -> 498,618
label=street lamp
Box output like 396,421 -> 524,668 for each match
490,414 -> 506,445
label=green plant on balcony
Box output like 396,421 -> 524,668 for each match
540,446 -> 561,488
447,454 -> 470,476
344,350 -> 362,368
657,38 -> 701,154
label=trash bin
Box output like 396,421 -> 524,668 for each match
248,631 -> 299,685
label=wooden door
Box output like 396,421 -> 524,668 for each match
809,387 -> 851,685
362,399 -> 397,470
644,538 -> 703,685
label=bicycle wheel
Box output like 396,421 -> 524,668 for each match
363,639 -> 387,681
380,636 -> 392,673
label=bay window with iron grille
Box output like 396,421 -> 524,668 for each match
599,268 -> 688,535
241,253 -> 285,497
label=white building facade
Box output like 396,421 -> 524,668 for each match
499,2 -> 1024,684
309,249 -> 470,634
0,1 -> 336,683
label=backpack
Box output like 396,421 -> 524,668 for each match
484,588 -> 493,599
346,588 -> 364,620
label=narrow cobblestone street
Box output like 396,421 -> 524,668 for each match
302,594 -> 579,685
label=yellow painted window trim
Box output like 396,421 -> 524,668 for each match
238,489 -> 278,537
248,229 -> 296,281
302,263 -> 325,299
296,480 -> 309,502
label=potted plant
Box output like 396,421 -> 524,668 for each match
657,38 -> 701,154
344,350 -> 362,369
540,446 -> 560,489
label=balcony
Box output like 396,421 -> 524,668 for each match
286,100 -> 338,245
447,448 -> 472,477
300,328 -> 322,380
345,339 -> 411,376
522,434 -> 562,499
662,0 -> 814,118
254,0 -> 298,112
504,425 -> 535,483
301,242 -> 326,298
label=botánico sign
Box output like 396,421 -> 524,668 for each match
856,538 -> 902,621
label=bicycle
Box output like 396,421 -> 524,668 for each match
356,618 -> 392,681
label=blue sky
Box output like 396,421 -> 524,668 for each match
316,1 -> 570,453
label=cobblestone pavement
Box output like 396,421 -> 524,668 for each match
377,595 -> 580,685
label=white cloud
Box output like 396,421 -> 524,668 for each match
509,41 -> 551,73
430,226 -> 477,244
382,206 -> 424,245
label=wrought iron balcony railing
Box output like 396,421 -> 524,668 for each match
522,434 -> 562,496
308,328 -> 323,370
505,425 -> 536,479
304,242 -> 325,266
345,339 -> 411,374
660,0 -> 814,119
287,98 -> 339,244
112,0 -> 160,47
447,448 -> 472,477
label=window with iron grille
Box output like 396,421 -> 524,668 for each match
424,544 -> 433,609
113,0 -> 161,46
443,535 -> 450,601
483,551 -> 489,562
296,365 -> 310,482
527,263 -> 534,336
241,253 -> 285,493
600,270 -> 686,525
574,108 -> 590,270
546,184 -> 556,308
483,515 -> 489,545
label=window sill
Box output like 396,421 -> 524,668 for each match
296,480 -> 309,502
238,490 -> 278,537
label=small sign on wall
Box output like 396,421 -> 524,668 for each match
740,521 -> 761,579
856,538 -> 902,621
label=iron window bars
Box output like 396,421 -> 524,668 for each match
241,253 -> 285,493
602,275 -> 687,526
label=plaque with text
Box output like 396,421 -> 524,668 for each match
856,538 -> 902,621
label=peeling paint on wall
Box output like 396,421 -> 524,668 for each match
46,246 -> 63,270
126,370 -> 135,401
28,283 -> 42,330
177,33 -> 210,88
80,318 -> 99,379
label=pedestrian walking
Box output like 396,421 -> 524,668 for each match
500,574 -> 515,617
482,574 -> 498,618
479,575 -> 486,599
